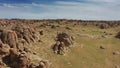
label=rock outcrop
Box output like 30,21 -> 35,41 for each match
53,32 -> 74,55
12,24 -> 40,44
0,24 -> 50,68
0,29 -> 18,48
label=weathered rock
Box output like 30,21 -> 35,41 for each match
17,42 -> 25,52
2,48 -> 31,68
29,60 -> 49,68
12,24 -> 39,44
57,32 -> 73,47
53,41 -> 60,54
0,40 -> 10,57
17,53 -> 30,68
113,51 -> 120,55
9,48 -> 20,63
29,62 -> 39,68
53,32 -> 74,55
58,42 -> 66,55
0,30 -> 18,48
53,41 -> 66,55
24,48 -> 31,53
39,60 -> 49,68
100,45 -> 105,49
0,23 -> 50,68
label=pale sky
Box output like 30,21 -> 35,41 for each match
0,0 -> 120,20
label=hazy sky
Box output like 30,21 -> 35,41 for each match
0,0 -> 120,20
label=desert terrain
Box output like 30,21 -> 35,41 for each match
0,19 -> 120,68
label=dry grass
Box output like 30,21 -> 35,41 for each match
28,22 -> 120,68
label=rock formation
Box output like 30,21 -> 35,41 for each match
53,32 -> 74,55
0,40 -> 10,57
0,23 -> 50,68
0,29 -> 18,48
12,24 -> 40,44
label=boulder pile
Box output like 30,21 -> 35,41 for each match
53,32 -> 74,55
0,29 -> 18,48
0,24 -> 50,68
12,24 -> 40,44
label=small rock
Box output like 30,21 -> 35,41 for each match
38,40 -> 43,42
24,48 -> 31,53
101,35 -> 107,38
100,45 -> 105,49
113,51 -> 120,55
33,52 -> 37,55
115,65 -> 119,68
39,30 -> 44,35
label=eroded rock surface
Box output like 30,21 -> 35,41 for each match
0,23 -> 50,68
53,32 -> 74,55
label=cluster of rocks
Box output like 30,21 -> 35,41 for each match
53,32 -> 74,55
0,38 -> 49,68
0,24 -> 49,68
12,24 -> 40,44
